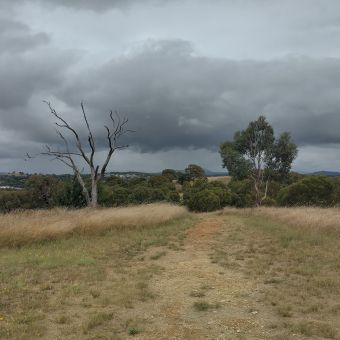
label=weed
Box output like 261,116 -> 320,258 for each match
150,251 -> 167,260
55,315 -> 69,324
190,290 -> 206,298
193,301 -> 221,311
90,289 -> 101,298
83,312 -> 113,333
277,305 -> 293,318
128,327 -> 141,335
289,321 -> 337,339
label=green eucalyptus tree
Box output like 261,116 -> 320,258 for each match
220,116 -> 298,206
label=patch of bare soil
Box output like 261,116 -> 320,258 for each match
131,216 -> 276,339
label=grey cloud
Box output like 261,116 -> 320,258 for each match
1,0 -> 340,174
2,0 -> 169,12
0,51 -> 76,110
49,40 -> 340,154
0,18 -> 49,54
0,17 -> 78,145
3,38 -> 340,161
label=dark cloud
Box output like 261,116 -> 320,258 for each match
0,16 -> 78,147
0,18 -> 49,54
2,0 -> 340,172
2,37 -> 340,161
1,0 -> 168,12
50,40 -> 340,154
0,51 -> 76,110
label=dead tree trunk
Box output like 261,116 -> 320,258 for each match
41,102 -> 132,208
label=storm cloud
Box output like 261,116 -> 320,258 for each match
1,0 -> 340,173
1,0 -> 166,12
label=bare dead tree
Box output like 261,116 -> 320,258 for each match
41,101 -> 132,208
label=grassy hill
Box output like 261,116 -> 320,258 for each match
0,205 -> 339,338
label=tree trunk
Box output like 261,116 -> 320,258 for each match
254,180 -> 261,207
90,179 -> 98,208
75,171 -> 91,207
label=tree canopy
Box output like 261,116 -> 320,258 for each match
220,115 -> 297,206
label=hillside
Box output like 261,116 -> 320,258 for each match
0,206 -> 339,339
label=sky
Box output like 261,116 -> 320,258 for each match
1,0 -> 340,174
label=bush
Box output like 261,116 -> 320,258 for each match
149,175 -> 171,187
111,186 -> 130,206
187,189 -> 221,212
149,189 -> 167,202
161,169 -> 177,181
58,178 -> 87,208
0,190 -> 31,212
25,175 -> 61,208
228,179 -> 255,207
168,191 -> 180,203
183,179 -> 231,210
209,187 -> 232,206
128,186 -> 152,204
95,175 -> 179,206
277,176 -> 336,207
98,183 -> 114,207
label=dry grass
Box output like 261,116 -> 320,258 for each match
0,209 -> 195,339
214,209 -> 340,338
225,206 -> 340,235
207,176 -> 231,185
0,203 -> 188,248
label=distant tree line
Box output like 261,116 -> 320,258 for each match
1,166 -> 340,213
2,115 -> 340,213
0,174 -> 180,213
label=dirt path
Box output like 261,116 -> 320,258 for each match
129,215 -> 274,340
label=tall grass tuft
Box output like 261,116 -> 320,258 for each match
224,206 -> 340,235
0,203 -> 188,248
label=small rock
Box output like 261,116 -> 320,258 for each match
251,311 -> 258,315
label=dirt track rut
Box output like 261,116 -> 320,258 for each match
131,216 -> 274,339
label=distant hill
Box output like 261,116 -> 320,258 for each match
309,171 -> 340,177
107,171 -> 158,177
203,169 -> 227,177
0,174 -> 28,188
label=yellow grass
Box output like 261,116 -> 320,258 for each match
0,203 -> 188,247
224,206 -> 340,234
207,176 -> 231,185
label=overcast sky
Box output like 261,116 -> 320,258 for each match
1,0 -> 340,174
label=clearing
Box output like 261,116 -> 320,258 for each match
0,206 -> 339,339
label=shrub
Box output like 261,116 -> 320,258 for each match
149,175 -> 171,187
261,197 -> 276,206
183,179 -> 231,210
277,176 -> 336,207
228,179 -> 255,207
111,186 -> 130,206
0,190 -> 31,212
58,178 -> 87,208
128,186 -> 152,204
210,187 -> 232,206
161,169 -> 177,181
149,189 -> 167,202
25,175 -> 61,208
168,191 -> 180,203
98,183 -> 114,207
187,189 -> 221,212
